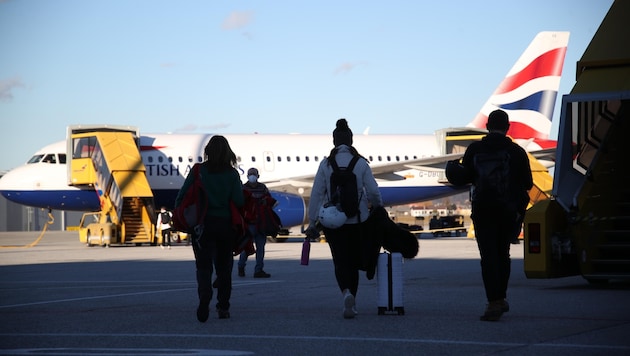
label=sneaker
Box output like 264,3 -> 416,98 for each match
160,245 -> 164,250
197,304 -> 209,323
343,292 -> 356,319
217,309 -> 230,319
168,245 -> 171,249
480,300 -> 505,321
238,266 -> 245,277
254,271 -> 271,278
501,299 -> 510,313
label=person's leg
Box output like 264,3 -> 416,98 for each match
165,229 -> 172,247
212,218 -> 234,317
254,232 -> 267,273
192,231 -> 214,323
474,209 -> 513,321
325,224 -> 361,319
237,250 -> 248,277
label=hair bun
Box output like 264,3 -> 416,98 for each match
336,118 -> 349,129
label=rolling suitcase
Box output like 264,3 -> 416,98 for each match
377,251 -> 405,315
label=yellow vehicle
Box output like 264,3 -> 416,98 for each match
69,125 -> 157,247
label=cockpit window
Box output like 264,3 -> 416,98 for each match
27,154 -> 44,164
59,154 -> 67,164
42,154 -> 57,164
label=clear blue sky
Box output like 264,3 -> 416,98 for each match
0,0 -> 614,171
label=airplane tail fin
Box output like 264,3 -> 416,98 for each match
468,31 -> 570,148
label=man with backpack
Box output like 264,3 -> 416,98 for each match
306,118 -> 382,319
461,109 -> 533,321
157,206 -> 173,249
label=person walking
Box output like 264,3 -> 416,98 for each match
238,167 -> 275,278
461,109 -> 533,321
305,118 -> 383,319
157,206 -> 173,249
175,135 -> 244,322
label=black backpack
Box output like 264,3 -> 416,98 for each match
160,211 -> 172,225
472,150 -> 511,204
329,155 -> 360,218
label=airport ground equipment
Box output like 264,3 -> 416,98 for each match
68,125 -> 156,246
524,0 -> 630,283
428,215 -> 466,237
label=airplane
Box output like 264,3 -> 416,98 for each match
0,31 -> 569,231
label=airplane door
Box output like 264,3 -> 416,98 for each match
263,151 -> 275,172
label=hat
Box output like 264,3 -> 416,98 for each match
333,118 -> 353,147
247,167 -> 259,176
487,110 -> 510,132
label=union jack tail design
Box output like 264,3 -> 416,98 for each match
468,31 -> 570,149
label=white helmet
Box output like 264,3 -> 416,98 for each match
318,203 -> 347,229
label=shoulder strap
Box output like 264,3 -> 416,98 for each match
329,158 -> 340,172
330,155 -> 359,171
347,155 -> 360,171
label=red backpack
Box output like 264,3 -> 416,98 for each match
172,164 -> 207,233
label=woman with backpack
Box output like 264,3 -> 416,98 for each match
305,118 -> 383,319
174,135 -> 244,322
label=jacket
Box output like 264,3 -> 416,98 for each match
462,133 -> 533,212
174,163 -> 244,218
360,206 -> 419,279
308,144 -> 382,226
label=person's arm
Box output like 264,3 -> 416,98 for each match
174,164 -> 197,207
230,170 -> 245,208
308,161 -> 328,226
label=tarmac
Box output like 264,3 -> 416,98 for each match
0,230 -> 629,355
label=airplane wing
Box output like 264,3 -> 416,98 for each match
263,146 -> 555,196
263,152 -> 467,196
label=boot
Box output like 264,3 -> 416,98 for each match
480,300 -> 506,321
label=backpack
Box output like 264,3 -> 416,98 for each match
329,155 -> 360,218
471,150 -> 511,204
160,212 -> 172,226
172,164 -> 208,234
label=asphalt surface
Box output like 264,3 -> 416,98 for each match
1,230 -> 629,355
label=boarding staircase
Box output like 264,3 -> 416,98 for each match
69,126 -> 156,246
570,107 -> 630,281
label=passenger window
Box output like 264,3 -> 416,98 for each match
188,156 -> 193,163
266,156 -> 271,162
286,156 -> 291,162
251,156 -> 256,162
158,156 -> 164,163
148,156 -> 154,163
296,156 -> 300,162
